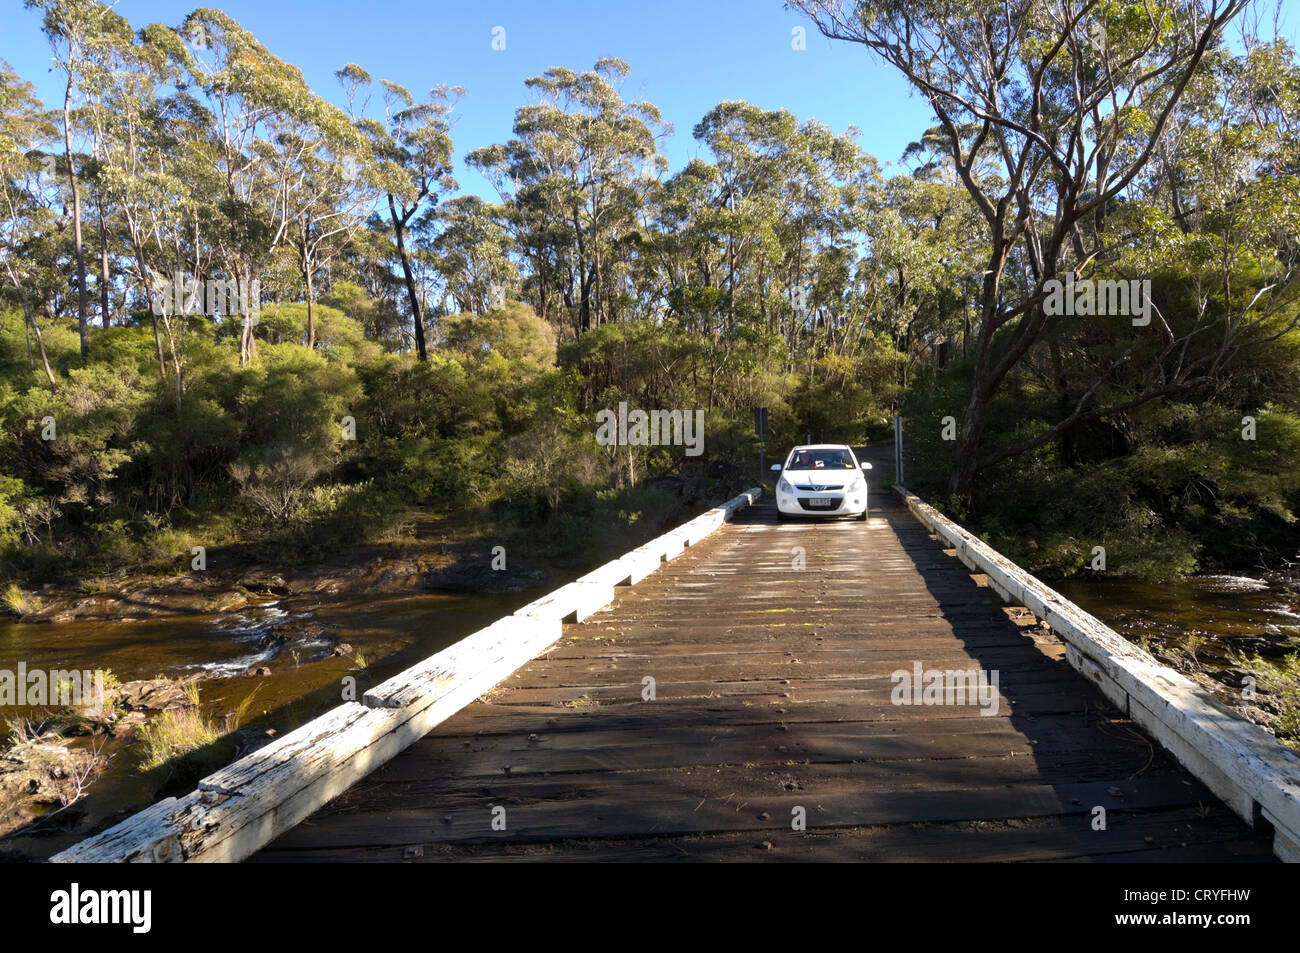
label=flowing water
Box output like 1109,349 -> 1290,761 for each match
0,590 -> 527,723
1056,573 -> 1300,666
0,586 -> 529,857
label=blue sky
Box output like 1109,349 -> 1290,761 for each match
4,1 -> 1295,199
0,0 -> 934,197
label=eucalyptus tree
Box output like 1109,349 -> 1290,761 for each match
155,10 -> 367,365
432,194 -> 519,316
339,63 -> 459,361
75,15 -> 168,343
149,10 -> 267,366
894,123 -> 1000,364
0,61 -> 59,389
469,58 -> 669,337
28,0 -> 131,359
1096,31 -> 1300,419
860,170 -> 985,381
793,0 -> 1250,495
77,16 -> 139,330
108,22 -> 231,400
690,101 -> 880,364
81,26 -> 186,384
276,120 -> 374,350
774,116 -> 879,364
330,224 -> 408,349
651,158 -> 728,335
690,102 -> 783,341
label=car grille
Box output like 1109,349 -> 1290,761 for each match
794,484 -> 843,493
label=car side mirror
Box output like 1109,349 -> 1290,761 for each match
770,463 -> 782,471
861,462 -> 872,469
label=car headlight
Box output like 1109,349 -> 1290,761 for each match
848,477 -> 864,492
778,478 -> 792,493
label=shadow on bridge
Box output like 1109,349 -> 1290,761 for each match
872,446 -> 1272,862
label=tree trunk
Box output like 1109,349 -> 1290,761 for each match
63,74 -> 89,361
389,195 -> 427,361
97,201 -> 111,327
305,269 -> 316,350
949,391 -> 989,498
23,299 -> 58,392
1049,339 -> 1077,466
300,228 -> 316,350
593,240 -> 602,327
3,256 -> 57,390
237,262 -> 257,367
131,236 -> 168,386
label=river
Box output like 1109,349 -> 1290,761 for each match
1057,572 -> 1300,668
0,586 -> 527,857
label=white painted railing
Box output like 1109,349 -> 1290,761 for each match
894,484 -> 1300,863
52,487 -> 763,863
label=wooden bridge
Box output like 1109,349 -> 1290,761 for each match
55,447 -> 1300,863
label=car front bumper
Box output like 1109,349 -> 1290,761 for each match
776,490 -> 867,517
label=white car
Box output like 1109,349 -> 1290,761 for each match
771,444 -> 870,521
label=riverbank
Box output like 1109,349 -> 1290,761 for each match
1,676 -> 198,850
2,466 -> 751,624
3,542 -> 544,626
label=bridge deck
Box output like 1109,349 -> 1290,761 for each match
255,472 -> 1276,862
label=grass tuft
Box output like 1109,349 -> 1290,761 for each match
136,682 -> 222,769
2,583 -> 41,616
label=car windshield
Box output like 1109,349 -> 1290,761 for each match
785,448 -> 856,470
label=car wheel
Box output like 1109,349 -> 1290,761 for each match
777,509 -> 788,522
856,508 -> 867,521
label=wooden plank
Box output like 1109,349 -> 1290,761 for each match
53,702 -> 373,863
418,688 -> 1106,735
364,616 -> 561,710
545,632 -> 1055,659
478,670 -> 1091,707
356,715 -> 1152,779
261,775 -> 1214,849
681,510 -> 726,545
356,743 -> 1164,795
48,795 -> 197,864
575,559 -> 634,588
357,745 -> 1173,795
660,531 -> 686,561
255,805 -> 1271,864
490,652 -> 1070,690
620,545 -> 664,585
